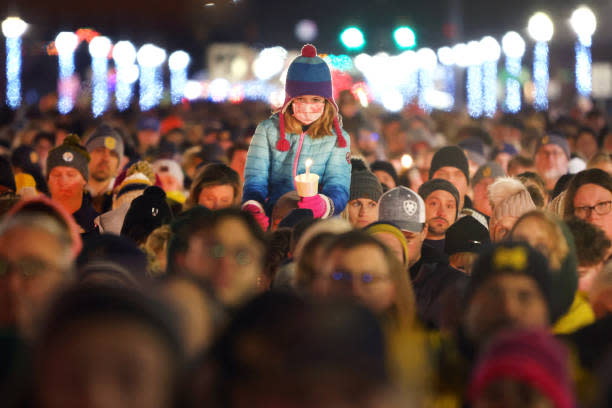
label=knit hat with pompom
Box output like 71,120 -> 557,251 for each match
276,44 -> 346,152
46,134 -> 90,181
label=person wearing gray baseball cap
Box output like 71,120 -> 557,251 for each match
534,134 -> 570,192
85,124 -> 125,213
378,186 -> 427,276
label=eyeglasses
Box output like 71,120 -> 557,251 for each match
206,243 -> 259,266
0,256 -> 50,278
329,270 -> 390,286
574,201 -> 612,218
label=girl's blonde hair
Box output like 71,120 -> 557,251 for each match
283,100 -> 336,139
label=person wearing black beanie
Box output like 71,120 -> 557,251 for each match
445,215 -> 491,275
121,186 -> 173,245
418,178 -> 460,255
429,146 -> 470,209
463,242 -> 553,347
370,160 -> 398,189
344,159 -> 383,228
46,135 -> 99,237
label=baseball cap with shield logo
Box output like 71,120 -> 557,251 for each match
378,186 -> 426,233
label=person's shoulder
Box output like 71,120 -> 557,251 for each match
260,113 -> 280,128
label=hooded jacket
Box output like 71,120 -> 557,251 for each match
242,114 -> 351,215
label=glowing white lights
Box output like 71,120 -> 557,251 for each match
169,50 -> 191,104
2,17 -> 27,38
137,44 -> 166,111
502,32 -> 525,113
532,42 -> 549,110
570,6 -> 596,45
466,41 -> 483,118
437,47 -> 454,66
571,6 -> 597,97
438,47 -> 456,110
88,36 -> 111,117
88,36 -> 111,58
137,44 -> 167,68
295,20 -> 318,42
183,80 -> 203,101
55,31 -> 79,114
451,43 -> 470,68
2,17 -> 27,109
112,41 -> 137,65
354,53 -> 371,72
113,41 -> 138,111
527,13 -> 553,111
480,36 -> 501,63
416,48 -> 437,112
501,32 -> 525,59
55,31 -> 79,54
168,50 -> 190,71
528,12 -> 554,43
209,78 -> 230,102
381,90 -> 404,112
253,46 -> 287,80
416,48 -> 437,70
480,36 -> 500,117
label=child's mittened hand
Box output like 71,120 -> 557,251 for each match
297,195 -> 328,219
243,204 -> 269,231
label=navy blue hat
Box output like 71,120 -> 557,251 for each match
138,116 -> 161,132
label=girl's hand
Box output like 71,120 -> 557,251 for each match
297,194 -> 330,219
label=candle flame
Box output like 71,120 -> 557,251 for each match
305,158 -> 313,168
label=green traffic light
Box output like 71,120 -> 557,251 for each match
393,26 -> 416,49
340,27 -> 365,50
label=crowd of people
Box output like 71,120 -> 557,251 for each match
2,44 -> 612,408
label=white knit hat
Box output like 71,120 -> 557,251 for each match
153,159 -> 184,187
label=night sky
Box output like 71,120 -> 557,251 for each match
2,0 -> 611,93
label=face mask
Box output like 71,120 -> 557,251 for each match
292,101 -> 325,125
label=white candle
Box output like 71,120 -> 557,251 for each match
305,158 -> 313,177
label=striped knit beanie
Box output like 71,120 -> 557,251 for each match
277,44 -> 345,152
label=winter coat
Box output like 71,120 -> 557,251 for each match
242,114 -> 351,215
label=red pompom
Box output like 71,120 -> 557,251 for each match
276,138 -> 290,152
301,44 -> 317,58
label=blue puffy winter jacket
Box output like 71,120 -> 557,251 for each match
242,114 -> 351,215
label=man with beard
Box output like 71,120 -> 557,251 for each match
418,179 -> 460,256
85,124 -> 124,213
534,134 -> 570,192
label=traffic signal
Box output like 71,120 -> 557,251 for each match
393,26 -> 416,49
340,27 -> 365,50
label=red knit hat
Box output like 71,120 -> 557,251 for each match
276,44 -> 346,152
468,328 -> 574,408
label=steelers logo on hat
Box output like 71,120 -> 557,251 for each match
62,152 -> 74,162
483,166 -> 491,177
30,151 -> 39,164
104,136 -> 116,150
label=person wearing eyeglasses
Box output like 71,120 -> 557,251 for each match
0,196 -> 80,388
313,230 -> 416,330
534,135 -> 570,192
172,208 -> 267,308
564,169 -> 612,248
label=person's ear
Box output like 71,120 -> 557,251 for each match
421,223 -> 428,242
